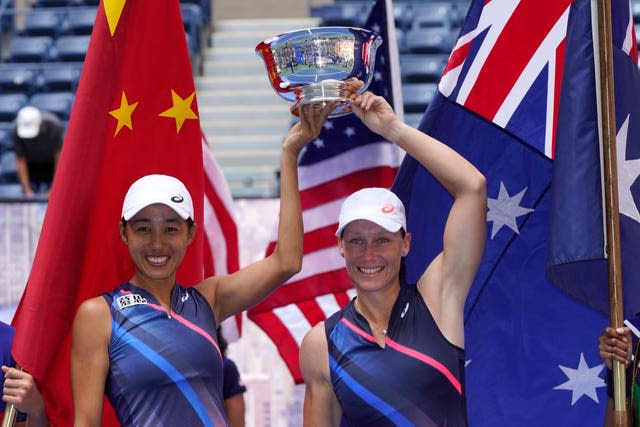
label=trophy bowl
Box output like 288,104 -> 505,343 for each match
256,26 -> 383,117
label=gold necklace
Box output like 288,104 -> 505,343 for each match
354,298 -> 388,336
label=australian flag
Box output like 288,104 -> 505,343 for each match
392,0 -> 640,424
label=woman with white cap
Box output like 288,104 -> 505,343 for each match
70,102 -> 336,426
299,92 -> 487,426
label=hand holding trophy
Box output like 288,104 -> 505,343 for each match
256,27 -> 382,117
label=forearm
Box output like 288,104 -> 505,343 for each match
16,158 -> 31,191
272,144 -> 304,277
383,120 -> 485,198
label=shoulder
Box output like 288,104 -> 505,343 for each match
300,322 -> 328,359
41,111 -> 62,127
74,296 -> 111,330
300,322 -> 329,379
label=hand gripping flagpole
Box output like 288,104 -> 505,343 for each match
0,364 -> 21,427
594,0 -> 628,425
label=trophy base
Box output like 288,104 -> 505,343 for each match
290,80 -> 354,118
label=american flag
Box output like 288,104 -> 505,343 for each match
201,135 -> 241,340
247,0 -> 403,383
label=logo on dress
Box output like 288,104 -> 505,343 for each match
116,293 -> 148,310
181,291 -> 189,302
400,302 -> 409,318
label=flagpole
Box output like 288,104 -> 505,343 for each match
594,0 -> 627,425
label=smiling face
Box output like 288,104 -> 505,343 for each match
338,219 -> 411,294
120,203 -> 196,289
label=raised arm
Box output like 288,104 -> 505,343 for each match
351,93 -> 487,346
199,102 -> 337,323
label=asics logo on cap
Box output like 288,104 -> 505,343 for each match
381,204 -> 396,214
171,195 -> 184,203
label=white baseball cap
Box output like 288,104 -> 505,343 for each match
336,187 -> 406,237
121,174 -> 194,221
16,106 -> 42,139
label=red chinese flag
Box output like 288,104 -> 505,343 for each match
11,1 -> 204,424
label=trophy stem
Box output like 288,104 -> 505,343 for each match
299,80 -> 346,104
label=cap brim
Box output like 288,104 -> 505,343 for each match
122,201 -> 190,221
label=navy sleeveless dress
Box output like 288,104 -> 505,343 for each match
103,282 -> 229,426
325,283 -> 468,426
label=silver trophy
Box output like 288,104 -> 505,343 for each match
256,27 -> 383,117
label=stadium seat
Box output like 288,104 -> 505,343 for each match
32,0 -> 72,6
180,0 -> 211,24
0,64 -> 41,95
633,1 -> 640,23
29,92 -> 75,120
400,54 -> 448,83
180,3 -> 203,52
404,113 -> 424,129
0,93 -> 28,122
402,82 -> 437,114
408,3 -> 452,29
311,2 -> 371,27
19,9 -> 64,37
52,35 -> 90,61
40,63 -> 82,91
65,7 -> 97,35
0,124 -> 13,155
4,35 -> 54,62
0,0 -> 14,34
405,27 -> 455,54
0,151 -> 18,184
0,183 -> 23,200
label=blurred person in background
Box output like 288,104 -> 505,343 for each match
217,327 -> 246,427
11,106 -> 63,198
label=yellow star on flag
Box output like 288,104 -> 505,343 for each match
159,89 -> 198,133
104,0 -> 126,36
109,91 -> 138,136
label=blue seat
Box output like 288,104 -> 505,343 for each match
180,0 -> 211,24
32,0 -> 72,6
0,0 -> 14,34
0,151 -> 18,184
632,1 -> 640,22
407,3 -> 453,29
311,2 -> 371,27
65,7 -> 97,35
0,123 -> 13,155
181,3 -> 203,52
0,183 -> 23,200
400,54 -> 448,83
53,35 -> 90,61
19,9 -> 64,37
5,36 -> 54,62
0,93 -> 28,122
29,92 -> 75,120
402,82 -> 437,114
0,64 -> 41,94
40,63 -> 82,91
405,27 -> 455,54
